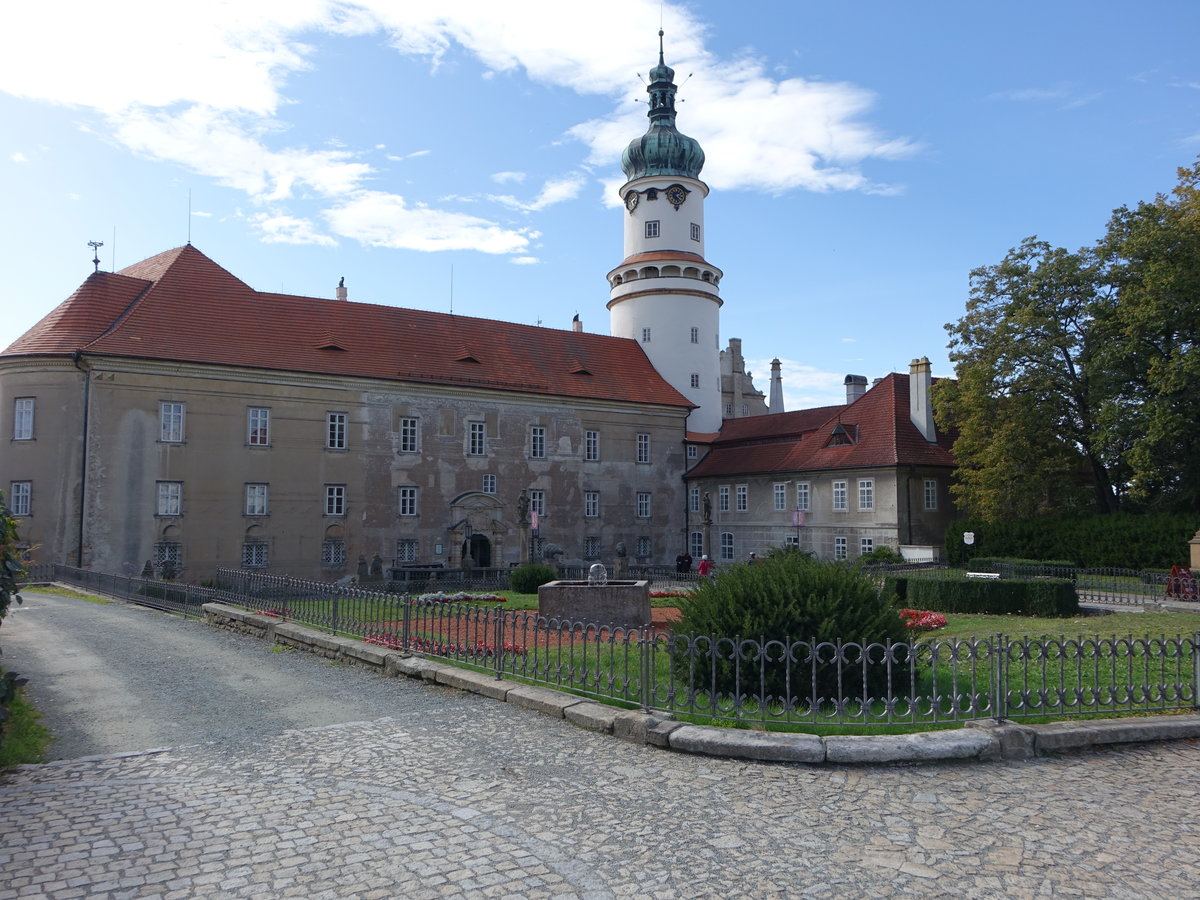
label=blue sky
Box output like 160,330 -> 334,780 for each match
2,1 -> 1197,408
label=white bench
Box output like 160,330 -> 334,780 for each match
965,571 -> 1000,579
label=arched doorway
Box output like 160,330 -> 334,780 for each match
465,533 -> 491,567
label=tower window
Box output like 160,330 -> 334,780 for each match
690,373 -> 700,388
690,223 -> 701,241
646,188 -> 658,200
642,327 -> 651,343
690,326 -> 699,344
645,220 -> 660,239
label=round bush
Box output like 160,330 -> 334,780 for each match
671,549 -> 910,705
508,562 -> 557,594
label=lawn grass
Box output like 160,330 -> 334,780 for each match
0,681 -> 52,768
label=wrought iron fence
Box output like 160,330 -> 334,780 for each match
25,564 -> 1200,727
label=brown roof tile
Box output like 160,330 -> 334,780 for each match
4,245 -> 693,409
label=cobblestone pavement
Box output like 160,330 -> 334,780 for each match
4,700 -> 1200,898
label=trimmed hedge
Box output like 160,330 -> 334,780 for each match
884,573 -> 1078,617
945,513 -> 1199,569
508,563 -> 557,594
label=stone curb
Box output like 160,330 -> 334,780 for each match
200,602 -> 1200,765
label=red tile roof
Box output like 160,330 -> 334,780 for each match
3,245 -> 694,409
614,250 -> 709,267
686,373 -> 955,477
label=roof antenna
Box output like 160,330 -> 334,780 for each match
450,264 -> 454,315
88,240 -> 104,273
187,189 -> 192,245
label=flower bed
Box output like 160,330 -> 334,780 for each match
649,590 -> 691,599
900,608 -> 948,632
416,591 -> 506,604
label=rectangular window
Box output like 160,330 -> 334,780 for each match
242,542 -> 268,568
796,482 -> 810,511
720,532 -> 734,562
247,407 -> 270,446
153,541 -> 182,569
482,474 -> 496,494
530,425 -> 546,459
321,540 -> 346,567
324,484 -> 346,517
689,487 -> 700,513
719,485 -> 730,512
690,531 -> 704,559
529,489 -> 546,517
774,483 -> 787,511
736,485 -> 748,512
156,481 -> 182,517
398,417 -> 419,453
690,373 -> 700,388
786,535 -> 800,549
636,491 -> 652,518
160,402 -> 184,443
327,412 -> 347,450
468,421 -> 486,456
859,479 -> 874,511
860,538 -> 874,557
9,482 -> 31,516
585,430 -> 600,461
396,538 -> 418,563
924,478 -> 938,510
689,326 -> 699,344
645,220 -> 660,238
584,490 -> 599,518
641,327 -> 651,343
834,537 -> 848,561
637,433 -> 650,464
244,483 -> 268,517
583,536 -> 600,560
687,444 -> 698,460
13,398 -> 33,440
833,481 -> 848,511
690,222 -> 701,241
636,536 -> 651,558
398,486 -> 418,517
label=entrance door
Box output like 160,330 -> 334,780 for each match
468,534 -> 491,567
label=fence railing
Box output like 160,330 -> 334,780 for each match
23,564 -> 1200,727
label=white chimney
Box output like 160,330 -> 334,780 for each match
768,358 -> 784,414
844,374 -> 867,404
909,356 -> 936,442
335,276 -> 348,302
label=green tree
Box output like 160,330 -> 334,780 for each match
1098,159 -> 1200,511
936,238 -> 1124,521
0,492 -> 27,737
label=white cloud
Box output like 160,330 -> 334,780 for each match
491,171 -> 526,184
11,152 -> 28,163
251,212 -> 337,246
748,357 -> 847,410
489,174 -> 586,211
325,190 -> 532,253
511,256 -> 538,265
192,210 -> 214,217
989,83 -> 1101,110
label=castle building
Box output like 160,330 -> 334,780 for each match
0,36 -> 957,580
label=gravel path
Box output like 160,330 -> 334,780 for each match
2,589 -> 1199,898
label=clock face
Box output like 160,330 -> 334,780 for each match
625,190 -> 639,212
665,185 -> 687,208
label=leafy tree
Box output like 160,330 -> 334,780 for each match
937,238 -> 1124,520
0,492 -> 27,738
1097,159 -> 1200,511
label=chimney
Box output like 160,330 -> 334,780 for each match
909,356 -> 936,442
572,313 -> 583,333
844,374 -> 867,404
768,358 -> 785,414
335,276 -> 348,302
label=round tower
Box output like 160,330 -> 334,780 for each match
608,31 -> 723,433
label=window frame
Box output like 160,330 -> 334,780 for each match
736,485 -> 748,512
468,421 -> 486,456
832,480 -> 848,512
636,536 -> 651,558
636,433 -> 651,464
13,398 -> 34,440
924,478 -> 938,511
482,474 -> 496,495
834,537 -> 848,561
584,490 -> 599,518
321,539 -> 346,567
244,483 -> 269,517
858,479 -> 874,511
719,485 -> 730,513
690,222 -> 701,242
583,536 -> 600,560
399,417 -> 421,454
690,373 -> 700,389
720,532 -> 734,562
9,481 -> 31,516
773,483 -> 787,511
327,411 -> 348,450
636,491 -> 652,518
530,425 -> 546,459
242,542 -> 269,569
324,484 -> 346,517
396,538 -> 418,563
397,486 -> 418,517
645,220 -> 660,238
796,482 -> 810,512
689,326 -> 699,344
529,489 -> 546,517
247,407 -> 271,447
584,430 -> 600,462
860,537 -> 874,557
689,487 -> 700,513
160,402 -> 184,443
156,481 -> 183,517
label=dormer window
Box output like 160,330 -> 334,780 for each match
827,422 -> 857,446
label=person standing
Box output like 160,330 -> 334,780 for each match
697,555 -> 715,579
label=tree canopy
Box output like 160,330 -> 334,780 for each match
937,158 -> 1200,521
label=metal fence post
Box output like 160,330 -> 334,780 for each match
401,593 -> 411,650
494,610 -> 504,679
1193,631 -> 1200,712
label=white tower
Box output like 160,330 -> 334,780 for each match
608,31 -> 723,433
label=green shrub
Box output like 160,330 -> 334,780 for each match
904,574 -> 1078,617
508,562 -> 557,594
671,549 -> 909,704
855,546 -> 906,566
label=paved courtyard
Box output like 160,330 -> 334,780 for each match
2,592 -> 1199,898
